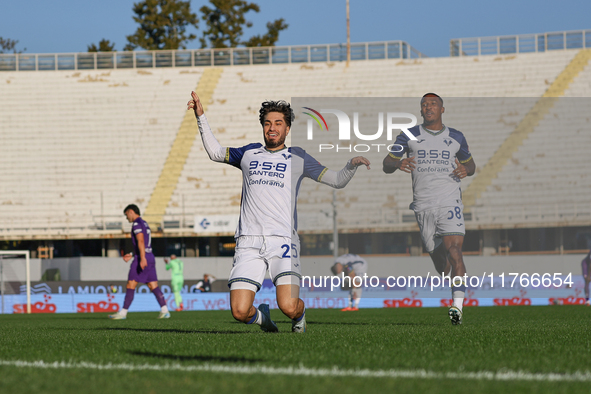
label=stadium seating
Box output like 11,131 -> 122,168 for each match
0,48 -> 589,236
0,68 -> 203,234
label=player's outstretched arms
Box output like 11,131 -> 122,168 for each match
351,156 -> 371,170
188,91 -> 226,162
187,91 -> 204,117
319,156 -> 371,189
452,158 -> 476,179
383,154 -> 415,174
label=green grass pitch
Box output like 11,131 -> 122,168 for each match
0,306 -> 590,394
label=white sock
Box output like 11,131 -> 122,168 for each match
452,283 -> 465,313
453,296 -> 464,312
353,288 -> 362,307
255,309 -> 263,325
161,305 -> 169,313
120,308 -> 128,317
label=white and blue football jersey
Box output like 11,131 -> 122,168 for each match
334,253 -> 368,276
389,125 -> 473,212
198,114 -> 358,238
224,144 -> 329,237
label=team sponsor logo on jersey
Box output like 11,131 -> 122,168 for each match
249,170 -> 285,178
248,179 -> 285,188
417,166 -> 451,173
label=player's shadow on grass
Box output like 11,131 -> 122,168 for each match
129,350 -> 262,364
305,321 -> 424,326
304,321 -> 371,326
99,327 -> 246,335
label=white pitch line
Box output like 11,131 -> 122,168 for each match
1,360 -> 590,382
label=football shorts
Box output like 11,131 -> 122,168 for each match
349,259 -> 368,276
228,235 -> 301,292
415,205 -> 465,253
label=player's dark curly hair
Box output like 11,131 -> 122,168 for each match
124,204 -> 140,216
259,100 -> 295,128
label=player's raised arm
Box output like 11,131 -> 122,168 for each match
188,91 -> 226,162
302,150 -> 370,189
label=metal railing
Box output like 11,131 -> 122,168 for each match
0,41 -> 425,72
450,29 -> 591,56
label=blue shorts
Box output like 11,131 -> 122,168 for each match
128,255 -> 158,283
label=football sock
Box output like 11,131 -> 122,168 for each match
152,286 -> 166,307
161,305 -> 169,313
123,288 -> 135,310
293,307 -> 305,322
353,288 -> 362,308
348,290 -> 354,308
119,308 -> 128,317
174,291 -> 182,308
247,308 -> 263,325
452,278 -> 466,312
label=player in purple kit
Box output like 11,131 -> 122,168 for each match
109,204 -> 170,319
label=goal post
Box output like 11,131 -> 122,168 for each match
0,250 -> 31,314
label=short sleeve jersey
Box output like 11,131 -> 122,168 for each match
335,254 -> 368,272
224,144 -> 328,237
389,125 -> 473,212
166,259 -> 184,276
131,217 -> 153,256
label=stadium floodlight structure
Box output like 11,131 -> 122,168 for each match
0,251 -> 31,314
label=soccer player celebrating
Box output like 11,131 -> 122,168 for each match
331,253 -> 369,311
383,93 -> 476,325
188,92 -> 370,332
164,254 -> 184,311
109,204 -> 170,320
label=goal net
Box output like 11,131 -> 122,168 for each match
0,251 -> 31,314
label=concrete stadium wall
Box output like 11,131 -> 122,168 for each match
0,258 -> 42,282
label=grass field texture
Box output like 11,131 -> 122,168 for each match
1,306 -> 590,394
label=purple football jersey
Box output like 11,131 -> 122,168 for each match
131,217 -> 153,256
128,217 -> 157,283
